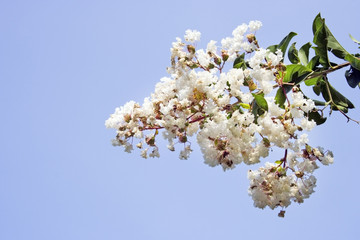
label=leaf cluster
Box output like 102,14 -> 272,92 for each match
267,13 -> 360,124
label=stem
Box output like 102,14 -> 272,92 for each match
304,62 -> 351,81
338,109 -> 360,124
282,149 -> 288,168
188,115 -> 207,124
323,77 -> 359,124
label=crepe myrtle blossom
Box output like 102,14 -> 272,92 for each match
105,21 -> 333,216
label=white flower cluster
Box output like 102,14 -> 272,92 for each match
106,21 -> 333,215
248,146 -> 333,215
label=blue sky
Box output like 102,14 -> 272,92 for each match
1,0 -> 359,239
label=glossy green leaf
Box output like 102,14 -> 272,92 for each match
350,34 -> 360,44
307,111 -> 327,125
288,42 -> 300,64
267,44 -> 278,53
313,18 -> 330,68
326,26 -> 348,59
312,13 -> 323,34
267,32 -> 297,57
313,13 -> 349,60
306,55 -> 320,70
275,88 -> 286,108
239,103 -> 251,109
252,93 -> 268,111
305,76 -> 322,86
252,101 -> 265,124
278,32 -> 297,55
321,81 -> 355,112
312,99 -> 326,106
344,54 -> 360,71
233,53 -> 246,69
283,64 -> 312,85
312,80 -> 323,96
298,42 -> 312,65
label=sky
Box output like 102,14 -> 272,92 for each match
1,0 -> 360,239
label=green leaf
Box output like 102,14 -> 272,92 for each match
312,13 -> 323,34
313,18 -> 330,68
306,55 -> 320,70
326,29 -> 348,59
321,80 -> 355,112
307,111 -> 327,125
312,99 -> 326,106
305,76 -> 322,86
313,13 -> 349,60
275,88 -> 286,108
312,81 -> 323,96
288,42 -> 300,64
267,32 -> 297,57
267,44 -> 278,53
252,101 -> 265,124
252,93 -> 268,111
350,34 -> 360,45
298,42 -> 312,65
239,103 -> 251,109
283,65 -> 312,89
344,54 -> 360,71
274,160 -> 283,165
278,32 -> 297,55
233,53 -> 246,69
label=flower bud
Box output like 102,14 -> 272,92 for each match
179,134 -> 188,143
221,50 -> 229,62
214,57 -> 222,66
146,136 -> 156,146
208,63 -> 215,69
262,138 -> 271,148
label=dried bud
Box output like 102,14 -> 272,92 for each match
247,79 -> 257,91
124,114 -> 132,123
246,33 -> 256,43
187,45 -> 196,54
246,34 -> 259,47
295,171 -> 304,178
278,210 -> 285,218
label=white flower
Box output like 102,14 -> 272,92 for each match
196,49 -> 211,67
319,153 -> 334,165
179,145 -> 192,160
206,40 -> 217,53
301,118 -> 316,131
267,49 -> 283,66
141,148 -> 148,159
232,24 -> 248,38
248,20 -> 262,32
149,148 -> 160,158
184,29 -> 201,42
